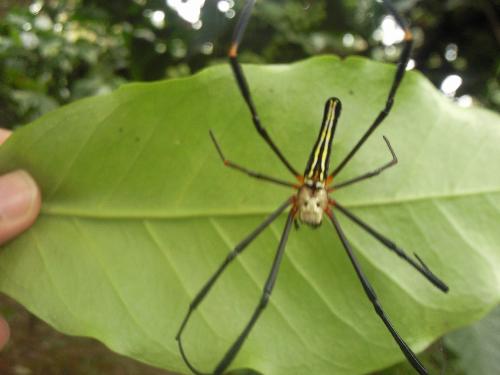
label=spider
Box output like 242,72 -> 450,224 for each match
176,1 -> 449,374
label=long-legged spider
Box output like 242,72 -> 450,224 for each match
176,1 -> 449,374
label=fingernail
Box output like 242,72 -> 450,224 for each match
0,170 -> 38,222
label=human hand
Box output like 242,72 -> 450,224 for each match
0,128 -> 42,350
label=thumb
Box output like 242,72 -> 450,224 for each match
0,170 -> 41,245
0,129 -> 42,244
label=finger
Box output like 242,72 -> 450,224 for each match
0,129 -> 11,145
0,170 -> 42,245
0,316 -> 9,350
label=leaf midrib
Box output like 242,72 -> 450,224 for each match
39,187 -> 500,220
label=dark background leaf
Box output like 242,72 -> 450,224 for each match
445,304 -> 500,375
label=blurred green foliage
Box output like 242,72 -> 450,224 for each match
0,0 -> 498,129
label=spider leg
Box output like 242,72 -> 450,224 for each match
213,209 -> 295,374
229,0 -> 300,178
176,198 -> 293,375
327,209 -> 429,375
210,130 -> 297,189
332,136 -> 397,190
334,201 -> 449,292
330,0 -> 413,178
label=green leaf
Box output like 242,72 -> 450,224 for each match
0,56 -> 499,375
445,304 -> 500,375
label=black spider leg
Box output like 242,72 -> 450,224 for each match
332,136 -> 397,190
176,199 -> 293,375
228,0 -> 300,177
334,202 -> 449,292
213,209 -> 295,374
327,210 -> 429,375
330,0 -> 413,178
210,130 -> 296,189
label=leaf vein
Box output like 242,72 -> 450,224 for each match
142,220 -> 221,339
72,219 -> 174,355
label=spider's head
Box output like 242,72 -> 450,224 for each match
296,185 -> 328,228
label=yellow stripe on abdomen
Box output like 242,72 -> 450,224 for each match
305,98 -> 340,182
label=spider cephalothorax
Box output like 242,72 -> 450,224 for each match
296,185 -> 328,227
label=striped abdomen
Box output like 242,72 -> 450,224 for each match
304,97 -> 342,185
